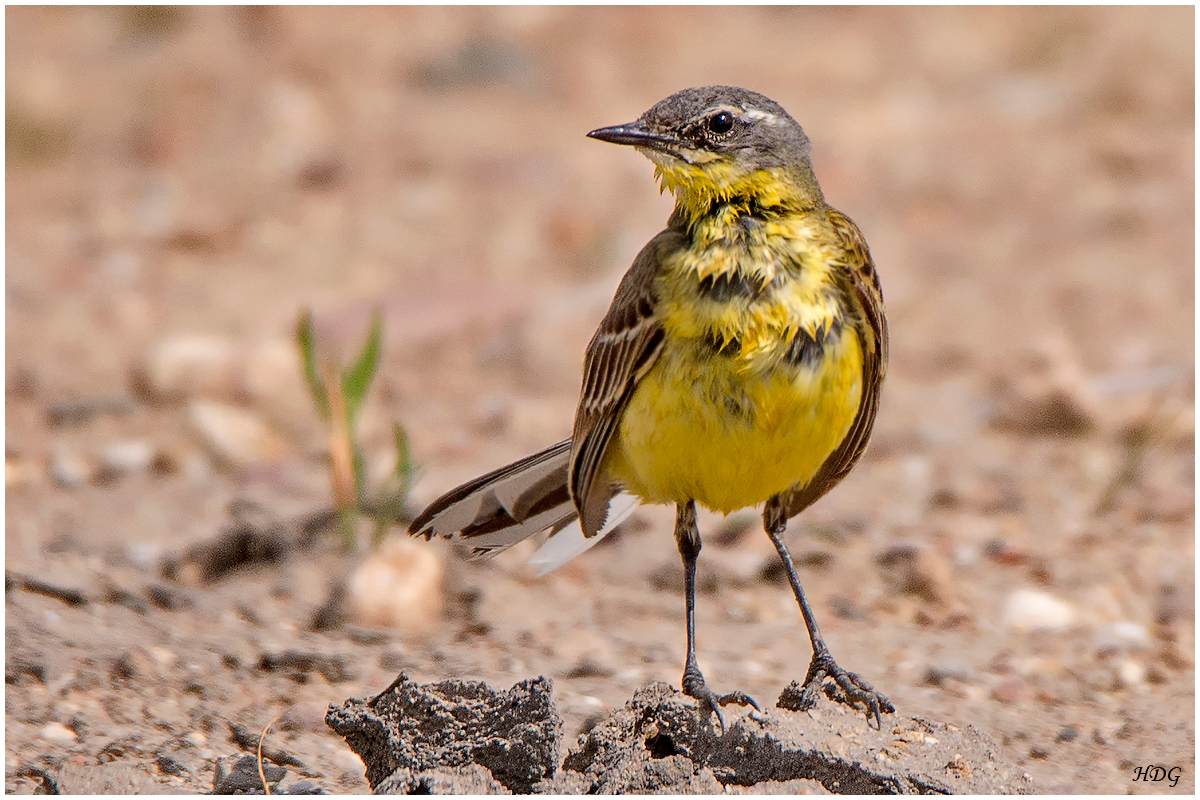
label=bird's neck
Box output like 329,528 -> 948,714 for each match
657,162 -> 825,229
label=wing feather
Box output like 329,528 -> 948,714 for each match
569,228 -> 683,536
778,208 -> 887,519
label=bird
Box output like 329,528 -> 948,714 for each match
410,86 -> 893,729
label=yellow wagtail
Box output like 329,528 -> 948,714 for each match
411,86 -> 892,728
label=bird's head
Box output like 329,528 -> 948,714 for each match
588,86 -> 822,217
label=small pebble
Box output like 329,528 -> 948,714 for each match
1115,659 -> 1145,689
830,595 -> 865,620
923,661 -> 974,687
138,335 -> 237,402
40,721 -> 78,744
125,542 -> 163,569
156,753 -> 189,777
348,537 -> 444,633
1055,726 -> 1078,742
188,400 -> 286,466
984,538 -> 1029,565
990,678 -> 1029,704
6,451 -> 37,490
148,646 -> 177,666
50,447 -> 90,488
98,440 -> 155,475
1002,588 -> 1075,632
1095,621 -> 1150,653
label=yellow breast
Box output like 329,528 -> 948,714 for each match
606,264 -> 864,514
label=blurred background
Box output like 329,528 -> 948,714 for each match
6,6 -> 1193,794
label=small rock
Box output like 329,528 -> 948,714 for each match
148,646 -> 177,666
946,752 -> 973,779
923,661 -> 974,687
146,584 -> 192,611
983,538 -> 1029,566
348,537 -> 444,633
257,651 -> 354,685
98,440 -> 155,474
125,542 -> 164,568
1002,588 -> 1075,632
990,678 -> 1030,705
188,400 -> 286,467
241,338 -> 303,409
830,596 -> 865,620
566,657 -> 615,679
50,446 -> 91,487
156,753 -> 189,777
1095,621 -> 1150,651
40,721 -> 78,744
284,779 -> 327,795
45,396 -> 134,427
1055,726 -> 1078,743
6,450 -> 38,490
136,335 -> 238,403
213,753 -> 286,794
1114,659 -> 1145,689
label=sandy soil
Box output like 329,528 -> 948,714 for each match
5,6 -> 1194,794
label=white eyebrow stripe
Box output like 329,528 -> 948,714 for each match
740,108 -> 779,123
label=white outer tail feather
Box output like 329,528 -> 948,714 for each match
527,492 -> 641,576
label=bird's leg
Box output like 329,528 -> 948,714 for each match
764,500 -> 894,729
675,500 -> 759,732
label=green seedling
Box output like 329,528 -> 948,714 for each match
297,308 -> 414,550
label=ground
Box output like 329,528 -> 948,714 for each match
5,6 -> 1194,795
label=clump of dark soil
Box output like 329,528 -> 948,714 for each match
328,675 -> 1032,794
326,674 -> 562,794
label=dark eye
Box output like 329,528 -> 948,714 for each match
708,111 -> 735,135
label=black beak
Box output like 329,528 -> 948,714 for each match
587,121 -> 681,153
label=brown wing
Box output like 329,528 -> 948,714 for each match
777,207 -> 888,520
569,228 -> 684,536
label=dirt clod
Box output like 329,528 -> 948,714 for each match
212,753 -> 287,794
256,651 -> 354,685
329,676 -> 1029,794
326,673 -> 561,793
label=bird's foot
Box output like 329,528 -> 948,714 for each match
682,669 -> 760,734
777,649 -> 895,729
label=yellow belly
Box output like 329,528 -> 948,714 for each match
606,327 -> 863,513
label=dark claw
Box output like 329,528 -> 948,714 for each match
777,651 -> 894,729
682,671 -> 760,733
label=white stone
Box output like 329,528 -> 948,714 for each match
99,440 -> 155,475
40,721 -> 77,743
188,400 -> 286,467
348,537 -> 444,633
142,335 -> 237,402
1002,588 -> 1075,632
1096,621 -> 1151,651
50,446 -> 90,487
1116,659 -> 1145,689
